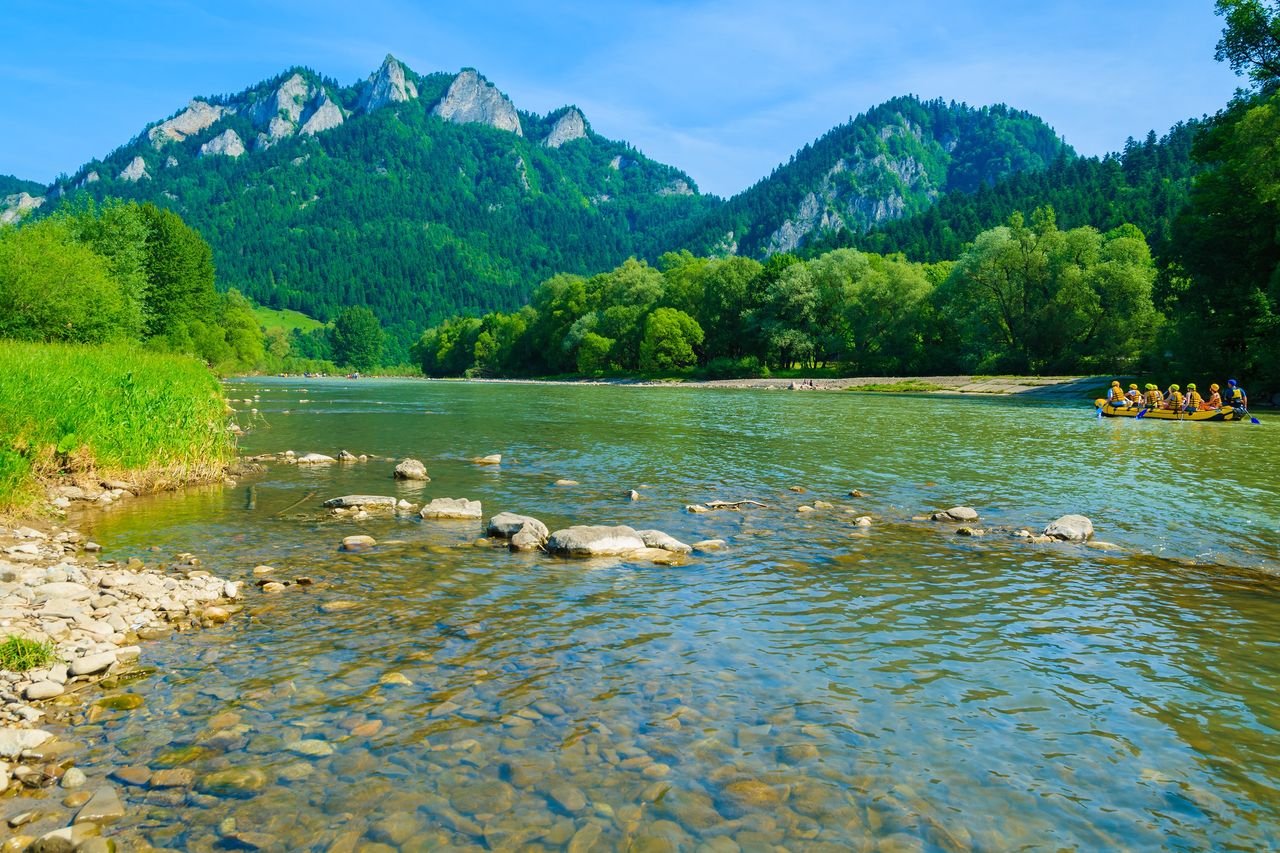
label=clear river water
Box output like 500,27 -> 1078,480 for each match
39,379 -> 1280,851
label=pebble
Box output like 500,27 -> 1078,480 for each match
73,784 -> 125,823
61,767 -> 87,789
69,652 -> 116,677
24,681 -> 63,700
150,768 -> 196,788
319,600 -> 360,613
109,765 -> 152,786
341,535 -> 377,551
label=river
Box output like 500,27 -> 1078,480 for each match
49,379 -> 1280,850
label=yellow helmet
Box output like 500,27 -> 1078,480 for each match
1146,383 -> 1155,390
1187,383 -> 1196,390
1129,383 -> 1138,389
1170,384 -> 1180,391
1111,380 -> 1120,387
1211,383 -> 1219,391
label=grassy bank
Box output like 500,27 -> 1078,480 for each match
0,341 -> 235,512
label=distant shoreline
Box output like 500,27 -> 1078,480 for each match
260,373 -> 1099,398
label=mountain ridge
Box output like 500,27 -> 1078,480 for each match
4,58 -> 1079,351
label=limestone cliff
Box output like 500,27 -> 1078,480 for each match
0,192 -> 45,225
200,129 -> 246,158
357,55 -> 418,113
118,156 -> 149,182
148,100 -> 232,147
432,70 -> 522,136
543,108 -> 587,148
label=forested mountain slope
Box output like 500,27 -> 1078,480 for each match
674,96 -> 1072,257
810,121 -> 1204,263
16,57 -> 716,346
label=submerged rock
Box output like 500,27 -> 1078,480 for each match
547,525 -> 645,557
341,535 -> 377,551
393,459 -> 429,481
932,506 -> 979,522
323,495 -> 397,508
1044,514 -> 1094,541
419,498 -> 482,520
296,453 -> 336,465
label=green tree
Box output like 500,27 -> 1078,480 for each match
1167,91 -> 1280,386
638,308 -> 704,371
138,203 -> 217,342
0,219 -> 139,343
1215,0 -> 1280,87
940,208 -> 1159,372
330,306 -> 385,371
576,332 -> 615,375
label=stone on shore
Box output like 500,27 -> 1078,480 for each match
296,453 -> 336,465
69,651 -> 116,677
486,513 -> 549,541
547,525 -> 646,558
1044,514 -> 1094,541
419,498 -> 482,520
24,681 -> 64,700
0,728 -> 52,757
932,506 -> 979,522
323,495 -> 397,508
635,530 -> 692,554
393,459 -> 429,481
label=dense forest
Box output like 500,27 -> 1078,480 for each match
413,209 -> 1158,379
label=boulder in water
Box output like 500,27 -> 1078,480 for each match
547,525 -> 646,557
1044,514 -> 1093,541
393,459 -> 429,481
635,530 -> 692,553
419,498 -> 482,520
486,513 -> 548,541
932,506 -> 979,522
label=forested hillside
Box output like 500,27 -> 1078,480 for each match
809,121 -> 1204,263
18,58 -> 716,354
674,97 -> 1072,257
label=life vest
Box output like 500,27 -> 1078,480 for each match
1229,387 -> 1245,403
1126,390 -> 1142,403
1207,392 -> 1221,408
1107,387 -> 1126,403
1168,391 -> 1183,409
1145,389 -> 1162,407
1185,391 -> 1203,409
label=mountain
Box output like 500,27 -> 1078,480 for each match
6,63 -> 1078,351
14,56 -> 716,351
815,121 -> 1203,265
675,96 -> 1072,257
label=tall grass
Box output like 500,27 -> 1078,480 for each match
0,340 -> 235,510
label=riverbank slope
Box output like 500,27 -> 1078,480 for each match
0,341 -> 236,515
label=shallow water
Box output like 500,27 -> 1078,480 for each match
35,380 -> 1280,850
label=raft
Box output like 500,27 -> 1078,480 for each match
1095,401 -> 1246,422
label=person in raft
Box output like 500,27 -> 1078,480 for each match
1107,381 -> 1130,407
1126,383 -> 1143,406
1226,379 -> 1249,412
1144,383 -> 1163,409
1163,384 -> 1184,410
1205,383 -> 1223,409
1182,383 -> 1205,412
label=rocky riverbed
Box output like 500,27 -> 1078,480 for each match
0,513 -> 241,851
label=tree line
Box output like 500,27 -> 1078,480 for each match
0,199 -> 392,373
413,209 -> 1159,378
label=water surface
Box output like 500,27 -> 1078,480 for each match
42,380 -> 1280,850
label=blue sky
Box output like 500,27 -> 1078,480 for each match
0,0 -> 1244,197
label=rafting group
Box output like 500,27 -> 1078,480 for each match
1096,378 -> 1256,422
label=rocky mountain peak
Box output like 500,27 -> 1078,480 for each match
251,72 -> 345,149
148,100 -> 232,148
432,70 -> 522,136
543,108 -> 587,148
358,54 -> 418,114
118,156 -> 149,182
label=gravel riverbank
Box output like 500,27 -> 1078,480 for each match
0,510 -> 242,850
